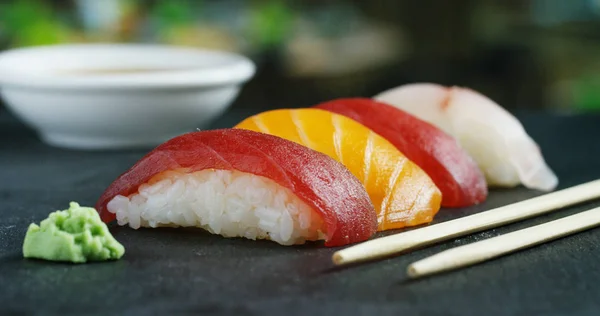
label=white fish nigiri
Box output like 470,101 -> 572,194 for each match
374,83 -> 558,191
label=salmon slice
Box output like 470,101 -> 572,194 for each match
315,98 -> 487,208
235,108 -> 442,231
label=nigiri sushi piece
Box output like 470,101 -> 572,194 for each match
315,98 -> 487,208
234,108 -> 442,231
375,83 -> 558,191
96,129 -> 377,247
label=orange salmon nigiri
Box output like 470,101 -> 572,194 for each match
234,108 -> 442,231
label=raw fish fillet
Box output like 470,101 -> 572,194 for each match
96,129 -> 377,247
235,108 -> 442,231
316,98 -> 487,207
375,83 -> 558,191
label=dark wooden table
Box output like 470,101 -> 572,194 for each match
2,107 -> 600,315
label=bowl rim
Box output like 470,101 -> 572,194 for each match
0,43 -> 256,90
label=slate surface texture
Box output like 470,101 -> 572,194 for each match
1,108 -> 600,316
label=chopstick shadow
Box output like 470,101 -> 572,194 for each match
314,224 -> 451,276
318,246 -> 426,275
395,225 -> 600,285
395,270 -> 448,284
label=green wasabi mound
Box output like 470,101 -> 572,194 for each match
23,202 -> 125,263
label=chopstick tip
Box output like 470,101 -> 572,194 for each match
332,252 -> 345,266
406,264 -> 421,279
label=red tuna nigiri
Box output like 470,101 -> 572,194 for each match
96,128 -> 377,247
315,98 -> 487,207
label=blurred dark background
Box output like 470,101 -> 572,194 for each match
2,0 -> 600,113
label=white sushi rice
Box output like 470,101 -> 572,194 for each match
106,169 -> 325,245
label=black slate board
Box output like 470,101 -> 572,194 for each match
2,108 -> 600,316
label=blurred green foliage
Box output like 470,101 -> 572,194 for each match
0,0 -> 73,46
248,1 -> 294,49
153,0 -> 198,27
573,76 -> 600,112
1,0 -> 600,112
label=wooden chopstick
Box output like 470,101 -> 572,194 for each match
332,179 -> 600,266
407,206 -> 600,278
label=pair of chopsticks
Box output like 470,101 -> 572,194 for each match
332,179 -> 600,278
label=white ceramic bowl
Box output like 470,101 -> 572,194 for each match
0,44 -> 255,149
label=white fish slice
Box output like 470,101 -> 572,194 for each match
375,83 -> 558,191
